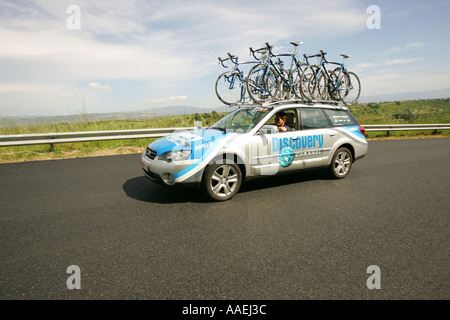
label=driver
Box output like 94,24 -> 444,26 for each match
275,111 -> 291,132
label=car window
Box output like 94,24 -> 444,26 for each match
300,108 -> 330,130
210,106 -> 271,132
264,109 -> 297,133
323,109 -> 358,126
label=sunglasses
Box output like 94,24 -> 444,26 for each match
275,118 -> 284,121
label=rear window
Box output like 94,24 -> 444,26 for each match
323,109 -> 358,126
300,108 -> 330,129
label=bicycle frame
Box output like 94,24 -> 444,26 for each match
307,51 -> 352,100
249,42 -> 305,98
218,53 -> 258,104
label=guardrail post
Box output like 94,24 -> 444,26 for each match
50,134 -> 55,152
386,130 -> 390,137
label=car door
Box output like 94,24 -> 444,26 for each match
246,108 -> 304,176
298,107 -> 339,168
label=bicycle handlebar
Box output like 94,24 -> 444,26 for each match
249,46 -> 269,60
218,57 -> 229,68
219,53 -> 240,68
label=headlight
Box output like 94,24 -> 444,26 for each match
158,150 -> 191,162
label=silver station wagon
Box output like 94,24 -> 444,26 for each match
141,101 -> 368,201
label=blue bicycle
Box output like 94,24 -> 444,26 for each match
246,42 -> 309,103
300,50 -> 361,104
215,53 -> 258,105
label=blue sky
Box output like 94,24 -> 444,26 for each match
0,0 -> 449,117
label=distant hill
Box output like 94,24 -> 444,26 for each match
359,87 -> 450,103
0,105 -> 231,128
2,93 -> 450,128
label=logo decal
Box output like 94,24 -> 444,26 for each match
278,147 -> 295,167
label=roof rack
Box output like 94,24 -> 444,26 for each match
228,99 -> 356,108
261,99 -> 351,107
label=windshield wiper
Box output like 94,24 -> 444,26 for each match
209,126 -> 226,132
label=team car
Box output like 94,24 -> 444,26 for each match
141,101 -> 367,201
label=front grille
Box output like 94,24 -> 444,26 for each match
145,147 -> 157,160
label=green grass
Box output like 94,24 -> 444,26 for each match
349,98 -> 450,124
1,99 -> 449,163
0,112 -> 225,163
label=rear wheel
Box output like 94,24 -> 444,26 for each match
215,71 -> 243,105
328,147 -> 353,179
292,63 -> 308,100
202,162 -> 242,201
300,65 -> 320,102
337,71 -> 361,105
247,64 -> 279,104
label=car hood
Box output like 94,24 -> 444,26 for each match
148,128 -> 231,159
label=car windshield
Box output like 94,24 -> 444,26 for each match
209,106 -> 271,133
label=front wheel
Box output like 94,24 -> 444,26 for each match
337,71 -> 361,105
328,147 -> 353,179
246,64 -> 279,104
299,65 -> 320,102
215,71 -> 244,105
202,162 -> 242,201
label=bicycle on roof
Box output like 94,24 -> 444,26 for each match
215,53 -> 258,105
246,41 -> 309,104
300,50 -> 361,105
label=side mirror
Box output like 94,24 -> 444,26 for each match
259,125 -> 278,135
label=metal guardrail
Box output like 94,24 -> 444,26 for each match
0,124 -> 449,150
0,127 -> 195,150
363,124 -> 450,136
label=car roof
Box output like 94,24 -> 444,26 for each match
235,100 -> 349,111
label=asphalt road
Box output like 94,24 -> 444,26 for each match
0,138 -> 449,300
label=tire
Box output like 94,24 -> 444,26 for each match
293,63 -> 308,100
202,162 -> 242,201
337,71 -> 361,105
328,147 -> 353,179
215,71 -> 244,105
299,65 -> 320,102
246,63 -> 279,104
316,72 -> 330,101
277,69 -> 293,101
321,70 -> 339,101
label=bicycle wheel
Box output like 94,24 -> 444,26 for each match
293,62 -> 308,101
337,71 -> 361,105
246,63 -> 279,104
319,70 -> 339,101
299,65 -> 320,102
215,71 -> 245,105
277,69 -> 293,101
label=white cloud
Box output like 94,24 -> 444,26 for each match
89,82 -> 112,91
169,96 -> 188,102
384,58 -> 420,65
405,42 -> 426,49
146,96 -> 189,104
148,98 -> 168,104
59,92 -> 75,97
387,42 -> 428,54
360,71 -> 450,96
353,62 -> 377,72
0,0 -> 371,116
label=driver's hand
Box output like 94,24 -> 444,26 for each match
278,126 -> 287,132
